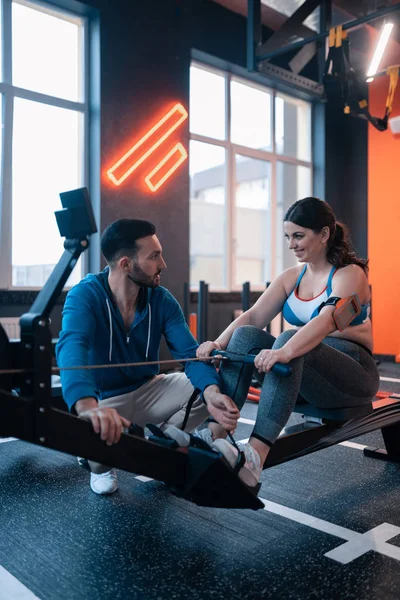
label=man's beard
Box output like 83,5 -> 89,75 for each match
127,263 -> 161,288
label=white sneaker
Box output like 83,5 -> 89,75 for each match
211,439 -> 262,488
163,426 -> 191,447
163,426 -> 214,449
90,469 -> 118,495
193,427 -> 214,448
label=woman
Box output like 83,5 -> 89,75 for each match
196,197 -> 380,488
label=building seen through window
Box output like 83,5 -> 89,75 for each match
189,62 -> 312,291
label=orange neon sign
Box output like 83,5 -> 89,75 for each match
145,143 -> 188,192
107,103 -> 188,188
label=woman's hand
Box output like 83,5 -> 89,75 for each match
254,347 -> 291,374
196,340 -> 222,359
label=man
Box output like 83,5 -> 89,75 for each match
56,219 -> 239,495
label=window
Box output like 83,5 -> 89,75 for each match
0,0 -> 88,289
190,141 -> 226,288
189,63 -> 312,290
234,155 -> 271,286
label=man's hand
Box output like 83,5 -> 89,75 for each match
203,385 -> 240,432
75,397 -> 131,446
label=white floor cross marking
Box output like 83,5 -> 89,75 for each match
0,565 -> 41,599
260,499 -> 400,564
325,522 -> 400,563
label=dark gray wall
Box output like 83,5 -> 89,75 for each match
324,105 -> 368,258
98,0 -> 258,308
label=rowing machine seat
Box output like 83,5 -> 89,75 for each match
293,395 -> 373,422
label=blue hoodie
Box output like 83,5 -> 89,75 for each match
56,268 -> 221,411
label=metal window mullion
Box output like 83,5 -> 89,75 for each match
0,0 -> 13,288
227,145 -> 235,292
274,154 -> 312,168
190,131 -> 229,149
82,16 -> 89,183
230,143 -> 276,163
226,72 -> 233,292
15,0 -> 83,25
310,162 -> 314,195
270,157 -> 277,281
227,149 -> 312,170
3,0 -> 12,85
272,89 -> 276,155
82,15 -> 89,277
270,89 -> 277,281
227,150 -> 312,169
0,92 -> 14,288
0,83 -> 86,112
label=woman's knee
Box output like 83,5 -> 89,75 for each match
227,325 -> 272,353
273,329 -> 297,350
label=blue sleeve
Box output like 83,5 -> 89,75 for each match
55,284 -> 99,411
162,291 -> 221,393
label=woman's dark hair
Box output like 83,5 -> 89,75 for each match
284,197 -> 368,273
101,218 -> 156,266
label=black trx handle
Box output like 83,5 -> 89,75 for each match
210,349 -> 292,377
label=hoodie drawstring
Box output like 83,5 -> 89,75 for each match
146,304 -> 151,360
106,298 -> 113,362
106,298 -> 151,363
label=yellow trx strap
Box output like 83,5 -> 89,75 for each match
328,25 -> 347,48
386,65 -> 399,115
324,27 -> 398,131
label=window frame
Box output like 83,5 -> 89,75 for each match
0,0 -> 89,290
190,60 -> 313,292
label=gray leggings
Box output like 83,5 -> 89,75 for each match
219,326 -> 380,446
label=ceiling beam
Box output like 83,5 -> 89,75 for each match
256,2 -> 400,62
257,0 -> 322,59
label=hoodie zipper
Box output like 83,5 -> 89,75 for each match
107,297 -> 150,356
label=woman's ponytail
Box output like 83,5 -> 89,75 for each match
327,222 -> 368,273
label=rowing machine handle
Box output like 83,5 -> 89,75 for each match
210,350 -> 292,377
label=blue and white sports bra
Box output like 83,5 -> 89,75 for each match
282,265 -> 370,327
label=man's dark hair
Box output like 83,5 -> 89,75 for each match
101,219 -> 156,265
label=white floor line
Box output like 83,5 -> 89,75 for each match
238,417 -> 256,425
259,498 -> 400,564
0,566 -> 41,600
339,440 -> 367,450
135,475 -> 153,482
380,376 -> 400,383
0,438 -> 17,444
